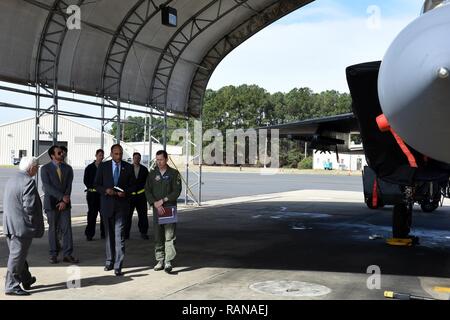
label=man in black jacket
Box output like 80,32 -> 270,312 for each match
83,149 -> 105,241
94,144 -> 136,276
124,152 -> 149,240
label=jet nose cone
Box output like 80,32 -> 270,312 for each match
378,4 -> 450,164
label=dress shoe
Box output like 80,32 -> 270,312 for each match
63,256 -> 79,264
86,236 -> 93,241
5,288 -> 30,296
22,277 -> 36,290
154,260 -> 164,271
49,256 -> 58,264
104,265 -> 113,271
164,261 -> 172,273
101,235 -> 106,239
141,233 -> 149,240
114,270 -> 124,276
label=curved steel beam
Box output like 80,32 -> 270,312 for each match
34,0 -> 85,145
186,0 -> 314,118
148,0 -> 251,112
101,0 -> 173,101
35,0 -> 85,87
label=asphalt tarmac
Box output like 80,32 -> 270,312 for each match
1,189 -> 449,300
0,167 -> 362,217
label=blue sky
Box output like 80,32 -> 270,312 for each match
0,0 -> 425,127
276,0 -> 424,24
208,0 -> 424,94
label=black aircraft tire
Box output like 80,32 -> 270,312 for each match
420,201 -> 439,213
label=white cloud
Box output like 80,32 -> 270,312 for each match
207,14 -> 418,93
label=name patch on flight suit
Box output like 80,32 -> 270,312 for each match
162,175 -> 170,181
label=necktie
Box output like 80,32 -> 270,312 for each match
113,164 -> 119,186
56,165 -> 62,183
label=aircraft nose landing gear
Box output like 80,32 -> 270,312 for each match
390,192 -> 420,246
392,203 -> 412,239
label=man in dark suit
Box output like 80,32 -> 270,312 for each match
94,144 -> 136,276
83,149 -> 106,241
3,157 -> 44,296
41,145 -> 79,264
124,152 -> 149,240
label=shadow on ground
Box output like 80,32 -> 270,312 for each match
1,200 -> 450,280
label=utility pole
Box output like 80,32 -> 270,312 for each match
122,110 -> 126,142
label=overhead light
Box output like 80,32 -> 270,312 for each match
161,5 -> 177,27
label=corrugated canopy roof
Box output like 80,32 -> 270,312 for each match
0,0 -> 313,117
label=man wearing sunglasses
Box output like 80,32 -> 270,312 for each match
41,145 -> 79,264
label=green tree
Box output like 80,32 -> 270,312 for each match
298,156 -> 313,169
110,116 -> 146,142
282,87 -> 316,121
107,84 -> 353,168
312,90 -> 351,117
109,116 -> 189,143
202,85 -> 272,132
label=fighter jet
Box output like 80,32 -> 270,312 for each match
262,1 -> 450,241
346,0 -> 450,240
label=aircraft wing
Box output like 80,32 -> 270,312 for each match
260,113 -> 360,154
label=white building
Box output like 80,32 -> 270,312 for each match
0,115 -> 182,168
313,151 -> 367,171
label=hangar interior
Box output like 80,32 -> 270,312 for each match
0,0 -> 314,205
1,1 -> 450,301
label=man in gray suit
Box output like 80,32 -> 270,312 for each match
41,145 -> 79,264
3,157 -> 44,296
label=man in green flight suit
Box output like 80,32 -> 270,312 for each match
145,150 -> 182,273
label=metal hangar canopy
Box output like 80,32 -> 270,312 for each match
0,0 -> 313,118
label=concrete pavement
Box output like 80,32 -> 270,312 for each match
0,167 -> 363,217
1,189 -> 450,300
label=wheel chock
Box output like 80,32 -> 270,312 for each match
386,238 -> 413,246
